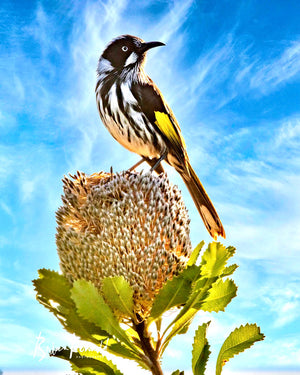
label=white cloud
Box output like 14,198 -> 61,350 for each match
0,277 -> 35,307
273,117 -> 300,151
212,114 -> 300,263
150,0 -> 193,42
260,282 -> 300,328
181,35 -> 300,108
189,35 -> 235,99
250,40 -> 300,93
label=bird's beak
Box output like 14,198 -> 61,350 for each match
140,41 -> 165,53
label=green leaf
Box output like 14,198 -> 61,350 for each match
171,371 -> 184,375
102,276 -> 134,318
150,272 -> 192,320
192,322 -> 211,375
148,265 -> 201,332
161,308 -> 198,355
221,264 -> 239,277
71,280 -> 140,355
33,270 -> 110,346
33,270 -> 145,366
199,279 -> 237,312
179,276 -> 216,317
161,275 -> 215,342
93,336 -> 147,368
51,347 -> 124,375
187,241 -> 205,266
216,323 -> 265,375
181,264 -> 202,282
188,276 -> 215,304
33,269 -> 73,307
201,243 -> 236,278
177,318 -> 193,335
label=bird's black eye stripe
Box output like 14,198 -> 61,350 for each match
122,46 -> 128,52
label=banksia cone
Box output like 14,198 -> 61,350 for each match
56,170 -> 192,317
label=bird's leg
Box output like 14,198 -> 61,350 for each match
150,151 -> 167,172
128,158 -> 146,172
128,153 -> 167,174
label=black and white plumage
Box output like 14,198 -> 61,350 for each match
95,35 -> 225,239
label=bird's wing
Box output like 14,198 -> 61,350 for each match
131,79 -> 188,164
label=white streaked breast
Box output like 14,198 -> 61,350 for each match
96,80 -> 165,159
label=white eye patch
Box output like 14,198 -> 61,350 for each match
125,52 -> 138,66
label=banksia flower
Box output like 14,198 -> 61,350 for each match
56,170 -> 192,318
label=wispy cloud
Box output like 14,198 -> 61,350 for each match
219,115 -> 300,264
149,0 -> 193,42
250,40 -> 300,93
189,34 -> 236,99
178,35 -> 300,113
259,280 -> 300,328
0,277 -> 34,305
23,4 -> 62,58
271,116 -> 300,163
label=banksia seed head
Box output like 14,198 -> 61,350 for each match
56,170 -> 192,318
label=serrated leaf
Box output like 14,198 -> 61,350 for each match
216,323 -> 265,375
201,243 -> 236,277
33,269 -> 73,307
199,279 -> 237,312
187,241 -> 205,266
34,270 -> 145,365
188,276 -> 214,302
221,264 -> 238,277
33,270 -> 110,346
71,280 -> 139,355
192,322 -> 211,375
51,347 -> 124,375
161,275 -> 215,340
102,276 -> 134,318
181,264 -> 202,282
150,273 -> 192,320
180,276 -> 216,315
33,271 -> 145,367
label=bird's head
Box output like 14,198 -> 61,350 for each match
97,35 -> 165,75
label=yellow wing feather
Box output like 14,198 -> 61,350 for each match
154,111 -> 186,150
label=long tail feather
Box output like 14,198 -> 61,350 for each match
180,160 -> 225,239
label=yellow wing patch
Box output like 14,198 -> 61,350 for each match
154,111 -> 186,150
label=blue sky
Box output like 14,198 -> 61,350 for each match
1,0 -> 300,374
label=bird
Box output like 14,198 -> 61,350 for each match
95,35 -> 225,239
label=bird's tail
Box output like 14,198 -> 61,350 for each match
180,160 -> 225,240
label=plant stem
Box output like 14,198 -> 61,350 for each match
134,319 -> 164,375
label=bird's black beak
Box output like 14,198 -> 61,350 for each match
140,41 -> 165,53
